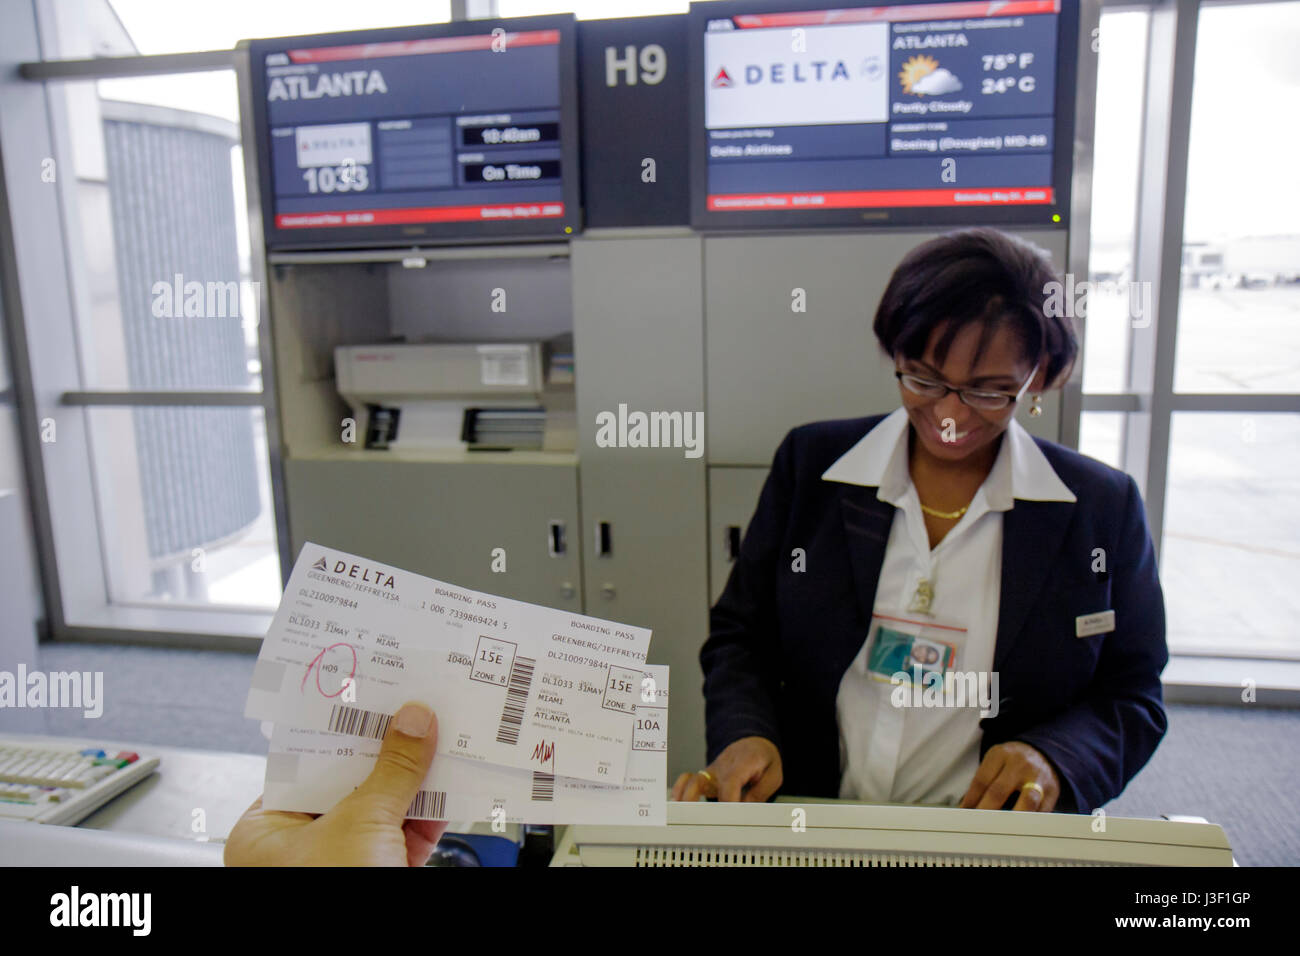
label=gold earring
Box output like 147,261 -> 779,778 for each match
1028,394 -> 1043,417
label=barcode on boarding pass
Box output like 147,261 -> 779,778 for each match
531,771 -> 555,802
495,655 -> 536,745
328,703 -> 392,740
407,789 -> 447,819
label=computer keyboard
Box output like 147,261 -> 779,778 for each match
0,738 -> 160,825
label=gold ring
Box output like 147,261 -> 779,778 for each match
1021,781 -> 1044,798
698,769 -> 715,785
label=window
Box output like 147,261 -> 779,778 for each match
1078,411 -> 1123,470
1084,9 -> 1149,395
3,0 -> 316,636
1159,0 -> 1300,658
1079,0 -> 1300,660
55,72 -> 283,620
1175,1 -> 1300,395
1163,412 -> 1300,658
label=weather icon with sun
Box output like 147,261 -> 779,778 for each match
898,55 -> 964,96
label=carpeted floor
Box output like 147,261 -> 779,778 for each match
23,642 -> 1300,865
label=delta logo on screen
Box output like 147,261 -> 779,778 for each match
704,22 -> 889,128
709,59 -> 863,88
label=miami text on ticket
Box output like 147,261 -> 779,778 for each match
262,665 -> 670,826
245,543 -> 652,784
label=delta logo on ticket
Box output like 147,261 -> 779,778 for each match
245,543 -> 653,784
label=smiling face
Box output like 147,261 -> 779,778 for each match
897,319 -> 1042,466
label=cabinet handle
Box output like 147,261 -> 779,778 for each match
560,581 -> 576,599
596,521 -> 612,557
548,520 -> 566,556
726,525 -> 742,561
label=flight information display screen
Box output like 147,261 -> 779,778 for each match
248,17 -> 580,249
690,0 -> 1077,229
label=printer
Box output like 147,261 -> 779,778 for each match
334,338 -> 575,452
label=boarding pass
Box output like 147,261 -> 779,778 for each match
262,665 -> 669,826
245,543 -> 652,784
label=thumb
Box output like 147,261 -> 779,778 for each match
350,702 -> 439,821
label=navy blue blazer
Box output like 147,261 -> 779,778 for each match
702,413 -> 1169,813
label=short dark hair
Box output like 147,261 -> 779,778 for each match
872,227 -> 1078,390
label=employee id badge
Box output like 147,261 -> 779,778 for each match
864,613 -> 966,685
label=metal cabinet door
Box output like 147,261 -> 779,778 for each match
707,466 -> 772,607
572,234 -> 710,780
283,458 -> 583,612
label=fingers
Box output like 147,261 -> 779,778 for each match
1010,782 -> 1046,812
1009,752 -> 1059,813
670,769 -> 718,802
959,748 -> 1006,809
675,738 -> 784,803
708,751 -> 767,802
974,762 -> 1021,810
740,760 -> 782,803
963,742 -> 1059,812
716,766 -> 747,802
1008,774 -> 1058,812
672,739 -> 784,803
676,770 -> 696,801
688,770 -> 717,802
672,771 -> 708,802
349,702 -> 439,821
402,819 -> 451,867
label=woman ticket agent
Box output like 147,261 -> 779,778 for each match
672,228 -> 1169,814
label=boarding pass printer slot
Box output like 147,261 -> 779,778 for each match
335,342 -> 575,452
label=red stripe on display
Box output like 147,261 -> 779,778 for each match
276,202 -> 566,228
708,187 -> 1054,209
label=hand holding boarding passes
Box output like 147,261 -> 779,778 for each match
226,702 -> 448,866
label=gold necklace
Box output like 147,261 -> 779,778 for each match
919,502 -> 967,520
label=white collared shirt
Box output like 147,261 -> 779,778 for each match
822,406 -> 1076,806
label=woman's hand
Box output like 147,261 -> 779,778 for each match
959,740 -> 1060,812
670,736 -> 783,803
225,702 -> 449,866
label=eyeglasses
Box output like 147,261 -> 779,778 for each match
894,367 -> 1036,411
